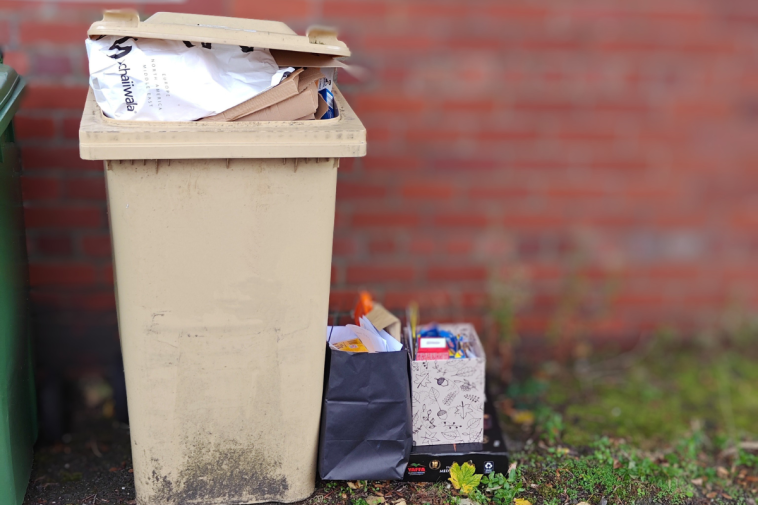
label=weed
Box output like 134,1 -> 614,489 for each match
479,465 -> 525,505
736,449 -> 758,468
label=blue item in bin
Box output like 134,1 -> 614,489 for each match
317,67 -> 336,119
418,325 -> 464,359
319,88 -> 335,119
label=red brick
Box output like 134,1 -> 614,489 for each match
21,85 -> 89,110
640,265 -> 700,280
329,290 -> 359,312
547,186 -> 607,198
515,316 -> 550,333
461,290 -> 488,309
28,262 -> 97,287
34,235 -> 73,256
332,159 -> 351,176
442,99 -> 497,113
22,147 -> 101,171
65,178 -> 107,201
25,206 -> 103,229
613,292 -> 668,308
432,158 -> 499,171
485,4 -> 549,19
101,263 -> 114,285
352,212 -> 420,228
346,265 -> 415,284
81,234 -> 112,257
332,237 -> 357,256
407,129 -> 461,143
445,239 -> 473,255
476,130 -> 538,142
503,215 -> 566,230
409,237 -> 435,254
368,238 -> 395,254
78,291 -> 117,311
557,130 -> 617,142
434,213 -> 489,228
336,181 -> 387,199
324,0 -> 388,18
402,183 -> 453,200
383,289 -> 452,310
232,0 -> 311,20
0,20 -> 9,45
426,266 -> 487,282
14,117 -> 55,140
21,177 -> 61,201
364,156 -> 423,172
32,54 -> 72,76
19,22 -> 92,44
62,117 -> 81,140
470,187 -> 530,199
355,95 -> 425,114
2,51 -> 30,76
448,37 -> 503,52
31,290 -> 117,312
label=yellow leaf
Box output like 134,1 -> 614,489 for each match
448,461 -> 483,495
510,410 -> 535,425
515,499 -> 532,505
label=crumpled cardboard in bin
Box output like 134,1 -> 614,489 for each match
319,342 -> 412,480
236,80 -> 320,122
201,67 -> 324,122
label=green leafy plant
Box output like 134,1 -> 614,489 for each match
480,464 -> 525,505
448,462 -> 483,495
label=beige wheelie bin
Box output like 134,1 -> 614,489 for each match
79,11 -> 366,505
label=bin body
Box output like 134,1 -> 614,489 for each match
80,11 -> 366,504
0,64 -> 36,505
107,158 -> 338,504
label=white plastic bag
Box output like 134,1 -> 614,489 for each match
85,36 -> 281,121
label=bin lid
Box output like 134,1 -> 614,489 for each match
79,85 -> 366,160
87,10 -> 350,57
0,64 -> 26,136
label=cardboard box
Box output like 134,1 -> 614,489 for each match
408,323 -> 486,446
236,80 -> 319,122
201,67 -> 323,122
405,396 -> 509,482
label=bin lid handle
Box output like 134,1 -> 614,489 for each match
99,9 -> 140,29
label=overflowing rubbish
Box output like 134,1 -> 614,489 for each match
86,35 -> 346,122
86,36 -> 281,121
318,292 -> 501,481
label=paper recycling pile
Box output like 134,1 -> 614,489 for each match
86,36 -> 338,122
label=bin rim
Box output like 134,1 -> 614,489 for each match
87,10 -> 351,57
79,84 -> 367,160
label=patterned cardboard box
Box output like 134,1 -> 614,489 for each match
408,323 -> 486,446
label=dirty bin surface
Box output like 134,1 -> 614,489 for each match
79,11 -> 366,505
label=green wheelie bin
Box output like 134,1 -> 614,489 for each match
0,60 -> 36,505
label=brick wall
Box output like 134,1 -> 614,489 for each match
3,0 -> 758,375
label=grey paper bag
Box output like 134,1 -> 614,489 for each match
318,344 -> 413,480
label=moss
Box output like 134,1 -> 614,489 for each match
533,344 -> 758,448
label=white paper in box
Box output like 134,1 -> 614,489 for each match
409,323 -> 486,446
